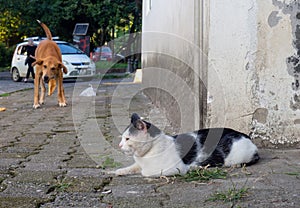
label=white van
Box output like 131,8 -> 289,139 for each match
10,37 -> 96,82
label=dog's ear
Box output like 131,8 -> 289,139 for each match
32,59 -> 44,67
58,62 -> 68,74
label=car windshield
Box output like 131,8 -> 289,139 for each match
58,43 -> 84,55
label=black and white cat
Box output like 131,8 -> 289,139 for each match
115,113 -> 260,177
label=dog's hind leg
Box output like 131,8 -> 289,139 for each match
59,89 -> 67,107
57,76 -> 67,107
39,79 -> 46,105
33,74 -> 41,109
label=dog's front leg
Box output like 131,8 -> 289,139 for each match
33,73 -> 41,109
57,75 -> 67,107
39,79 -> 46,105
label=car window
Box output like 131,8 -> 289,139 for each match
17,45 -> 27,55
58,43 -> 84,55
94,47 -> 111,53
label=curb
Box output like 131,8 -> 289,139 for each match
133,69 -> 142,83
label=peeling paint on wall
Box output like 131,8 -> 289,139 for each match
251,115 -> 300,147
253,108 -> 268,124
272,0 -> 300,110
290,93 -> 300,110
268,11 -> 282,27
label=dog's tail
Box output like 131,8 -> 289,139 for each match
37,20 -> 52,40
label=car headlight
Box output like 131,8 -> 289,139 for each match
63,60 -> 69,65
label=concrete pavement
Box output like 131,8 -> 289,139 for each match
0,76 -> 299,208
0,71 -> 33,95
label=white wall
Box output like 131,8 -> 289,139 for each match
142,0 -> 197,71
142,0 -> 300,146
142,0 -> 195,43
207,0 -> 258,131
142,0 -> 202,133
207,0 -> 300,146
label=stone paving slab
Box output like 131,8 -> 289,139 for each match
0,78 -> 299,208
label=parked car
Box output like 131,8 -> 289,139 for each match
10,37 -> 96,82
92,46 -> 112,62
92,46 -> 125,62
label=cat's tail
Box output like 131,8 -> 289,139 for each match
245,152 -> 260,166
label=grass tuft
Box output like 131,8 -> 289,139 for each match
55,182 -> 72,192
208,186 -> 249,203
177,167 -> 227,182
0,93 -> 10,97
100,157 -> 122,169
207,178 -> 250,206
284,172 -> 299,176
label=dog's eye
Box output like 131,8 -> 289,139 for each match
43,65 -> 47,69
125,138 -> 130,141
51,67 -> 56,71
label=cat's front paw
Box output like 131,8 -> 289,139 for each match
114,164 -> 141,176
115,168 -> 128,176
106,170 -> 116,175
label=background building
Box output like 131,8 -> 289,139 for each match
141,0 -> 300,147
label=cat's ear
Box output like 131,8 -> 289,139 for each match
131,113 -> 141,124
131,113 -> 147,132
135,120 -> 147,131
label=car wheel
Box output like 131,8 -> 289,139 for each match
12,67 -> 22,82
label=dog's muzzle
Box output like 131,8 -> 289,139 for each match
43,75 -> 49,83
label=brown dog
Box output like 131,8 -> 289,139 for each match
32,20 -> 68,109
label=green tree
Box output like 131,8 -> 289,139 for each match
0,10 -> 22,47
0,0 -> 142,59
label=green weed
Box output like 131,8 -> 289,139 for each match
54,182 -> 72,192
0,93 -> 10,97
208,186 -> 249,203
100,157 -> 122,169
207,178 -> 250,206
284,172 -> 299,176
177,167 -> 227,182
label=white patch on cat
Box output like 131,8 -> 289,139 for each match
115,163 -> 141,175
134,134 -> 188,177
193,150 -> 209,165
117,128 -> 188,177
224,136 -> 258,166
118,128 -> 134,154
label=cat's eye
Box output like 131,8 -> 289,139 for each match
125,138 -> 130,141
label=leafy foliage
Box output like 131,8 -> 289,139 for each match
0,0 -> 142,47
0,42 -> 15,67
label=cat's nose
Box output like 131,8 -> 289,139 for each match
118,143 -> 122,148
